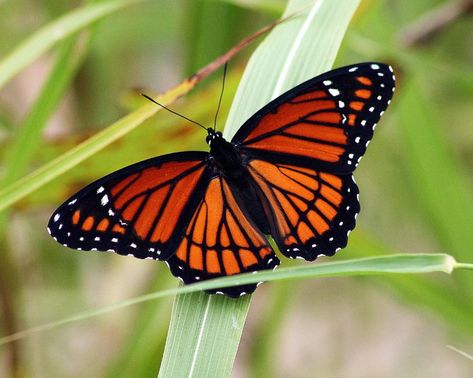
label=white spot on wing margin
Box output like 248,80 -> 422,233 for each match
101,195 -> 109,206
328,88 -> 340,96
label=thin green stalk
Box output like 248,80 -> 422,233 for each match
0,253 -> 466,346
456,263 -> 473,270
0,103 -> 161,212
0,0 -> 145,90
2,34 -> 92,186
446,345 -> 473,362
348,232 -> 473,336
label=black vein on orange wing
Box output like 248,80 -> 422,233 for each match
166,175 -> 279,298
232,62 -> 395,174
247,160 -> 359,261
48,152 -> 210,260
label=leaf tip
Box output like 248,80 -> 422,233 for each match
445,255 -> 457,274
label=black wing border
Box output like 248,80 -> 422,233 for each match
231,62 -> 395,173
48,151 -> 211,260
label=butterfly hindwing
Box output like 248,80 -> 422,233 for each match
232,62 -> 395,173
247,159 -> 359,260
167,174 -> 280,297
48,152 -> 210,260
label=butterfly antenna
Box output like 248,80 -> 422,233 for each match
213,62 -> 228,131
141,93 -> 207,131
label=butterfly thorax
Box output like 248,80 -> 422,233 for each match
207,129 -> 244,180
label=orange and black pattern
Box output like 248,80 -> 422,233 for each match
49,62 -> 395,297
48,152 -> 209,260
247,160 -> 359,260
166,176 -> 279,297
233,63 -> 395,174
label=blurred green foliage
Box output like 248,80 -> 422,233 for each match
0,0 -> 472,376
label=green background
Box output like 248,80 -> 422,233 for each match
0,0 -> 472,376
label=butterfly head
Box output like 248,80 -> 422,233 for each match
206,128 -> 223,146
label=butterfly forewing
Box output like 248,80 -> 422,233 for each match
48,152 -> 209,260
232,62 -> 395,173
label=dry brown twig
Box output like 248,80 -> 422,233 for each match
399,0 -> 473,47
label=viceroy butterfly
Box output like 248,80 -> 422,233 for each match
48,63 -> 395,297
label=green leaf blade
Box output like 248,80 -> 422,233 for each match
135,255 -> 458,304
0,0 -> 143,90
0,253 -> 465,347
160,0 -> 362,376
0,103 -> 158,212
224,0 -> 361,138
2,34 -> 93,186
158,293 -> 251,378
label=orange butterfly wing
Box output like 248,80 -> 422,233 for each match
48,152 -> 210,260
247,159 -> 359,260
166,175 -> 279,297
233,63 -> 395,173
229,63 -> 394,260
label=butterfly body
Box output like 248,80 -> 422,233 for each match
49,63 -> 395,297
207,129 -> 245,180
207,129 -> 272,242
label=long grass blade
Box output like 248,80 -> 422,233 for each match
0,0 -> 144,90
160,0 -> 363,375
2,34 -> 92,186
0,253 -> 464,346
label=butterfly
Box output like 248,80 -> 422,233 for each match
48,62 -> 395,297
